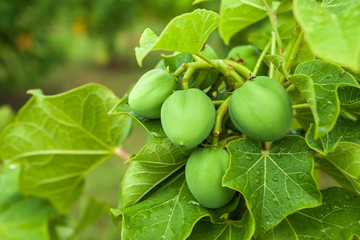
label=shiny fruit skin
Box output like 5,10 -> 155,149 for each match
229,76 -> 292,141
129,69 -> 177,119
161,88 -> 215,149
185,148 -> 236,208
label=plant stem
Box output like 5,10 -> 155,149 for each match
218,60 -> 246,86
182,67 -> 195,89
212,96 -> 231,147
219,135 -> 242,146
292,103 -> 310,109
115,147 -> 130,160
213,100 -> 225,105
261,0 -> 283,54
224,59 -> 253,80
193,69 -> 210,88
278,29 -> 304,84
207,75 -> 225,98
286,83 -> 296,92
253,40 -> 271,76
269,33 -> 276,78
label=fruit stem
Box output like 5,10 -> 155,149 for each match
218,60 -> 246,86
115,147 -> 130,160
211,96 -> 231,147
224,60 -> 253,81
182,67 -> 196,89
219,135 -> 241,146
292,103 -> 310,109
261,0 -> 283,55
269,32 -> 276,78
193,69 -> 210,88
278,28 -> 304,84
253,40 -> 271,76
207,75 -> 225,98
212,100 -> 225,105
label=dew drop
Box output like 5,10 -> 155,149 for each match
256,170 -> 262,176
245,155 -> 252,161
255,178 -> 261,183
273,177 -> 278,182
188,200 -> 200,206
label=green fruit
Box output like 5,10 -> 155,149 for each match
229,76 -> 292,141
129,69 -> 177,119
227,45 -> 267,75
161,88 -> 215,149
185,148 -> 236,208
199,45 -> 219,89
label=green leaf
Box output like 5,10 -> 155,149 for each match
338,85 -> 360,118
294,60 -> 359,137
162,52 -> 196,86
306,116 -> 360,155
324,142 -> 360,194
223,136 -> 321,232
122,138 -> 193,207
0,166 -> 58,240
0,105 -> 15,134
317,158 -> 356,193
118,173 -> 238,240
193,0 -> 212,4
219,0 -> 270,44
263,187 -> 360,240
189,211 -> 254,240
74,196 -> 109,234
294,0 -> 360,71
109,94 -> 166,138
0,84 -> 131,213
135,9 -> 219,66
264,55 -> 288,77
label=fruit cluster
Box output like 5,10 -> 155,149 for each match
128,45 -> 293,208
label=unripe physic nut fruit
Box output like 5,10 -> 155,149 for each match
161,88 -> 215,149
227,45 -> 268,75
185,148 -> 235,208
229,76 -> 292,141
128,69 -> 177,119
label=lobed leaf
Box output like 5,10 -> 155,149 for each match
122,138 -> 193,207
294,60 -> 359,138
306,116 -> 360,155
338,85 -> 360,118
0,166 -> 58,240
0,105 -> 15,134
109,93 -> 166,138
219,0 -> 270,44
0,84 -> 130,213
118,173 -> 239,240
324,142 -> 360,194
135,9 -> 219,66
294,0 -> 360,71
188,211 -> 254,240
263,187 -> 360,240
223,136 -> 321,233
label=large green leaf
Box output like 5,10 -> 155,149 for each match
294,0 -> 360,71
135,9 -> 219,66
223,136 -> 321,232
263,187 -> 360,240
122,138 -> 193,207
0,105 -> 15,134
338,85 -> 360,118
116,173 -> 238,240
323,142 -> 360,194
306,116 -> 360,155
188,211 -> 254,240
219,0 -> 270,44
0,84 -> 131,213
294,60 -> 359,137
109,93 -> 165,138
0,166 -> 57,240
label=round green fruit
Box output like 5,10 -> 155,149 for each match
161,88 -> 215,149
129,69 -> 177,119
227,45 -> 267,75
185,148 -> 236,208
229,76 -> 292,141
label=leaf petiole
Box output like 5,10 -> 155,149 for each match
211,96 -> 231,147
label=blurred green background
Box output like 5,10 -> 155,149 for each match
0,1 -> 221,239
